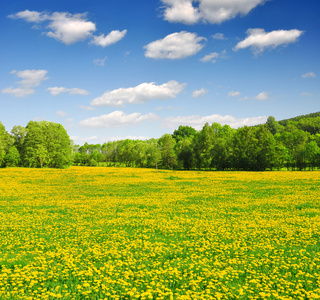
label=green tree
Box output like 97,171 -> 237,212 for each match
22,121 -> 73,168
266,116 -> 281,135
305,141 -> 320,170
4,146 -> 21,167
176,137 -> 194,170
172,125 -> 197,142
158,134 -> 176,169
146,139 -> 161,169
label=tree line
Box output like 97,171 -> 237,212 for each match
1,113 -> 320,170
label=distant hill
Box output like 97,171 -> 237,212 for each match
278,112 -> 320,135
278,112 -> 320,126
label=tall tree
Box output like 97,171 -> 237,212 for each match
158,134 -> 176,169
22,121 -> 73,168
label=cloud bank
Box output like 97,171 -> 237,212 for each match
79,111 -> 159,128
163,114 -> 268,130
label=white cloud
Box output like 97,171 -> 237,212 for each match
91,80 -> 186,107
200,52 -> 219,63
161,0 -> 201,24
2,69 -> 48,98
302,72 -> 316,79
228,91 -> 241,97
9,10 -> 126,46
56,110 -> 67,117
144,31 -> 206,59
200,50 -> 226,63
79,111 -> 159,128
192,88 -> 208,98
91,30 -> 127,47
254,91 -> 269,101
163,114 -> 268,130
12,69 -> 48,88
212,33 -> 226,40
47,87 -> 89,96
8,10 -> 48,23
160,0 -> 266,24
93,56 -> 108,66
2,87 -> 34,98
46,12 -> 96,44
234,28 -> 303,55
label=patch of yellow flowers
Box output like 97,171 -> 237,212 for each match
0,167 -> 320,299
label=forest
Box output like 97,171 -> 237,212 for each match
1,112 -> 320,171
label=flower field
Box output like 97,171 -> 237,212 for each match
0,167 -> 320,300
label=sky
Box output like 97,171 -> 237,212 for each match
1,0 -> 319,145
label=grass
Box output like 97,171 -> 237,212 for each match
0,167 -> 319,299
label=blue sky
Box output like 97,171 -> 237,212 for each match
1,0 -> 319,145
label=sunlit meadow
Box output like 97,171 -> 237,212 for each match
0,167 -> 320,300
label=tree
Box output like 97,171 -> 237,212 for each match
158,134 -> 176,169
254,125 -> 276,171
4,146 -> 21,167
22,121 -> 73,168
305,141 -> 320,170
176,137 -> 194,170
232,126 -> 258,170
0,122 -> 14,167
266,116 -> 281,135
172,125 -> 197,142
11,125 -> 26,153
146,139 -> 161,169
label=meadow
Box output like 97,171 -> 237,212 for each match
0,167 -> 319,300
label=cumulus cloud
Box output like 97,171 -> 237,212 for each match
2,69 -> 48,98
234,28 -> 303,55
144,31 -> 206,59
192,88 -> 208,98
47,87 -> 89,96
163,114 -> 268,130
91,80 -> 186,107
45,12 -> 96,44
228,91 -> 241,97
8,10 -> 126,46
160,0 -> 266,24
161,0 -> 201,24
91,30 -> 127,47
254,91 -> 269,101
302,72 -> 316,79
79,111 -> 159,128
